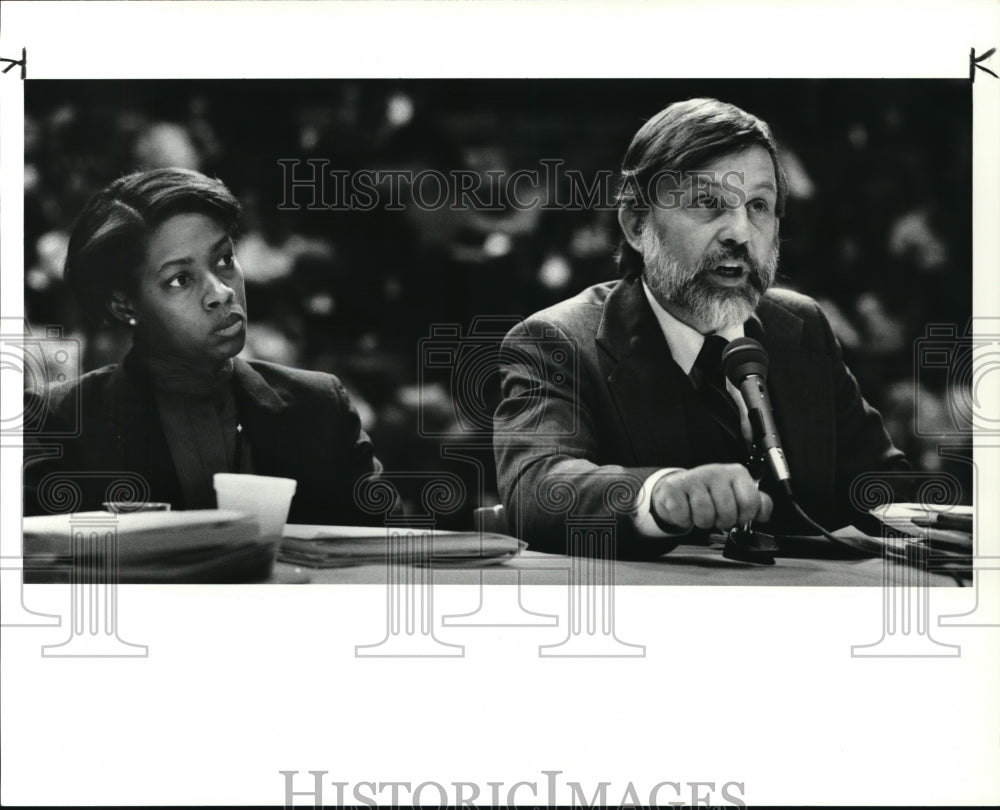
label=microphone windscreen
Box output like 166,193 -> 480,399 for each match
722,336 -> 769,385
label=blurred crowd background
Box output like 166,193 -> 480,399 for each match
24,79 -> 972,523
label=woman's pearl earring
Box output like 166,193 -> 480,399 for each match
127,317 -> 137,327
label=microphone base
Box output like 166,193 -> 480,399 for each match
723,527 -> 779,566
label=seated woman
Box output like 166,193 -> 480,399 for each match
24,168 -> 382,524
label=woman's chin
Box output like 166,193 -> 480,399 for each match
212,327 -> 247,354
183,334 -> 246,368
216,336 -> 246,362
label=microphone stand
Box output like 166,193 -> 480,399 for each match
721,450 -> 780,566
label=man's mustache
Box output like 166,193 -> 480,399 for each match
698,244 -> 771,293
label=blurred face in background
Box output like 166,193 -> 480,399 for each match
628,145 -> 780,333
123,212 -> 248,367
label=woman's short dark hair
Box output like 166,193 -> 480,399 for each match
615,98 -> 788,278
64,168 -> 243,324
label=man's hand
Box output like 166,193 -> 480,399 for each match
650,464 -> 773,533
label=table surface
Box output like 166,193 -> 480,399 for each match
271,541 -> 964,587
21,518 -> 965,587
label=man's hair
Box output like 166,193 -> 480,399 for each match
615,98 -> 787,278
64,168 -> 243,324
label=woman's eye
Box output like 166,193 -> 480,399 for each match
749,199 -> 771,214
166,272 -> 193,289
217,252 -> 236,269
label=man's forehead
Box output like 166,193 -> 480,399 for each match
685,175 -> 777,192
694,145 -> 774,178
663,146 -> 777,191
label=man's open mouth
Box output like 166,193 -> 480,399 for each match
712,263 -> 745,278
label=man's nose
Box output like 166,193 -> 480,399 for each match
717,205 -> 751,246
203,273 -> 235,310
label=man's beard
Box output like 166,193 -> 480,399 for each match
640,224 -> 779,332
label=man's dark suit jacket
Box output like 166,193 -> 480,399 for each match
493,274 -> 909,555
23,350 -> 382,525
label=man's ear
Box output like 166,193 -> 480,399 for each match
618,206 -> 645,253
107,291 -> 135,325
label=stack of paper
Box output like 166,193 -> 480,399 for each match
279,525 -> 524,568
23,509 -> 272,583
857,503 -> 974,576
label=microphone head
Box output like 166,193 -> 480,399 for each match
722,336 -> 769,385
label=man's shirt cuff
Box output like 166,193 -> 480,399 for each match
632,468 -> 687,537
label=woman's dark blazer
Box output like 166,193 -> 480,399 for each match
22,350 -> 383,525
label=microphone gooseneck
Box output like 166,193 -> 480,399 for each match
721,336 -> 846,542
718,337 -> 936,563
720,337 -> 792,495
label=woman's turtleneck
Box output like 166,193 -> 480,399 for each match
133,338 -> 249,509
140,344 -> 236,396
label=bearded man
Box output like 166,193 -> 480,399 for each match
493,98 -> 908,556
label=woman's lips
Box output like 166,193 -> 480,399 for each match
213,314 -> 245,337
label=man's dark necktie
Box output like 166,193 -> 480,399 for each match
692,334 -> 748,462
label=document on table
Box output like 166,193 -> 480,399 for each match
278,525 -> 524,568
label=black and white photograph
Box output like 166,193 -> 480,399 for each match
2,2 -> 998,807
19,77 -> 974,581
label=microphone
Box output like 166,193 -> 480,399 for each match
721,337 -> 793,495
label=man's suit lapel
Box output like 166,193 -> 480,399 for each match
595,276 -> 695,467
593,281 -> 836,482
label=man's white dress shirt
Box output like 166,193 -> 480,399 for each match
632,281 -> 752,537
